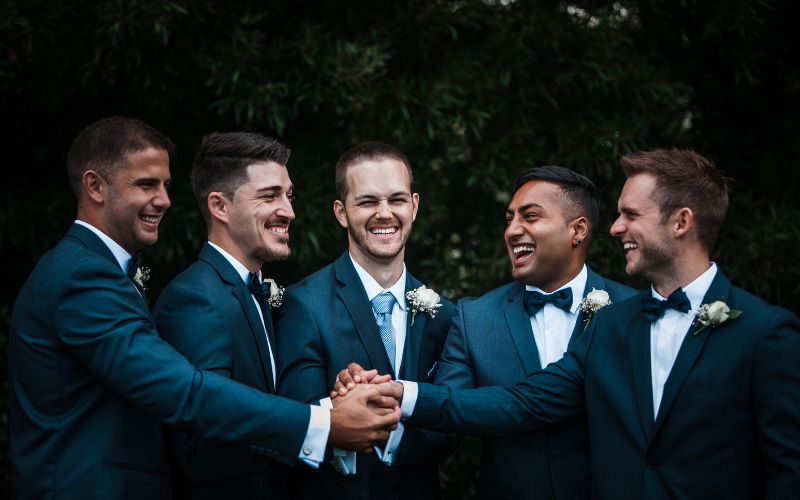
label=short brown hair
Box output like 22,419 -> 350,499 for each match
334,142 -> 413,200
620,148 -> 730,251
67,116 -> 174,200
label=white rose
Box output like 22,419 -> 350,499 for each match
415,286 -> 441,309
705,301 -> 730,323
586,288 -> 610,307
265,278 -> 280,298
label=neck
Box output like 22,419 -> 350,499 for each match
350,249 -> 405,289
651,249 -> 711,297
529,259 -> 584,293
209,232 -> 262,273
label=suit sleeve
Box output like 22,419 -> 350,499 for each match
752,309 -> 800,499
153,280 -> 277,480
407,315 -> 591,436
54,256 -> 310,465
392,300 -> 459,466
433,299 -> 478,390
275,286 -> 330,403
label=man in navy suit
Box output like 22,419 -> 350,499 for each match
8,118 -> 402,500
153,132 -> 305,498
431,166 -> 635,499
275,142 -> 456,499
349,149 -> 799,499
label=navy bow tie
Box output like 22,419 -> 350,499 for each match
248,272 -> 270,305
641,288 -> 691,322
523,288 -> 573,316
127,252 -> 142,280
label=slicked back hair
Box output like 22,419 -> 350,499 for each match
66,116 -> 174,201
513,166 -> 600,241
334,141 -> 413,200
620,148 -> 729,252
191,132 -> 291,226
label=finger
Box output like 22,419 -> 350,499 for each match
338,366 -> 357,388
369,374 -> 393,384
359,368 -> 379,383
368,395 -> 400,409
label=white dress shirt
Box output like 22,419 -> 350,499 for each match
649,263 -> 717,417
75,222 -> 330,468
526,265 -> 587,367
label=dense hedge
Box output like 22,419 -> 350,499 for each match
2,1 -> 798,497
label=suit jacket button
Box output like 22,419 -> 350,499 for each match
646,458 -> 657,469
303,447 -> 313,456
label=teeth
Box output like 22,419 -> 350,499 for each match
371,228 -> 396,235
513,245 -> 534,254
623,242 -> 638,250
140,215 -> 159,223
268,226 -> 287,234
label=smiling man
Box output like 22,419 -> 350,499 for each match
275,141 -> 456,500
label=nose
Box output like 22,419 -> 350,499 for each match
278,194 -> 295,221
153,184 -> 171,210
609,216 -> 624,237
376,200 -> 392,219
505,216 -> 523,240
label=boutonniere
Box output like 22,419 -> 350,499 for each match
579,288 -> 612,330
133,266 -> 150,291
406,285 -> 442,326
264,278 -> 285,309
692,300 -> 742,335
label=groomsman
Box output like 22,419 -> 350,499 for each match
153,132 -> 298,498
396,149 -> 800,499
275,142 -> 456,499
432,166 -> 635,499
8,118 -> 401,500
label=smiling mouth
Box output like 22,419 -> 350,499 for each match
267,224 -> 289,238
623,242 -> 638,253
139,214 -> 162,227
512,244 -> 535,264
370,227 -> 397,238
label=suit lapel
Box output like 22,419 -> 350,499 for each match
69,223 -> 145,300
200,243 -> 275,391
400,273 -> 426,380
567,267 -> 605,349
334,254 -> 394,375
652,271 -> 732,435
505,283 -> 543,373
629,291 -> 656,439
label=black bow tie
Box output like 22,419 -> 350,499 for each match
523,288 -> 573,316
248,272 -> 269,304
127,252 -> 142,280
641,288 -> 691,322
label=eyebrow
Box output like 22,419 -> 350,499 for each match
255,185 -> 292,195
353,191 -> 410,202
507,202 -> 543,215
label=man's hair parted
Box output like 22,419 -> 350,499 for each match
513,165 -> 601,241
66,116 -> 174,201
191,132 -> 291,226
334,141 -> 413,200
619,148 -> 730,251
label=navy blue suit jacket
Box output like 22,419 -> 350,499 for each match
153,243 -> 291,499
275,251 -> 456,500
410,270 -> 800,500
435,267 -> 635,499
9,224 -> 311,500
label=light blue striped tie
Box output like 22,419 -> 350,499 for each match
371,292 -> 397,372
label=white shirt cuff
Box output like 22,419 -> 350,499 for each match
299,404 -> 330,468
399,380 -> 418,418
320,397 -> 357,474
375,421 -> 405,465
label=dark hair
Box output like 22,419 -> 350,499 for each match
620,148 -> 730,251
191,132 -> 291,225
334,141 -> 413,200
513,166 -> 600,240
66,116 -> 174,200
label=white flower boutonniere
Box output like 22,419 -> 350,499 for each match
264,278 -> 285,309
579,288 -> 612,330
692,300 -> 742,335
133,266 -> 150,291
406,285 -> 442,326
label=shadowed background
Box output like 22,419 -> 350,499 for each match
2,1 -> 799,497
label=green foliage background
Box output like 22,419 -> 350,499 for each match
2,1 -> 798,497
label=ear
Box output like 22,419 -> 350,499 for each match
333,199 -> 348,228
82,170 -> 106,204
672,207 -> 694,238
207,192 -> 230,224
569,216 -> 589,248
411,192 -> 420,222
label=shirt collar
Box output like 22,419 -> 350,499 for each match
525,264 -> 587,314
75,220 -> 131,273
349,253 -> 407,310
651,262 -> 718,311
208,241 -> 255,284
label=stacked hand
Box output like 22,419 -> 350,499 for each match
328,373 -> 404,453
